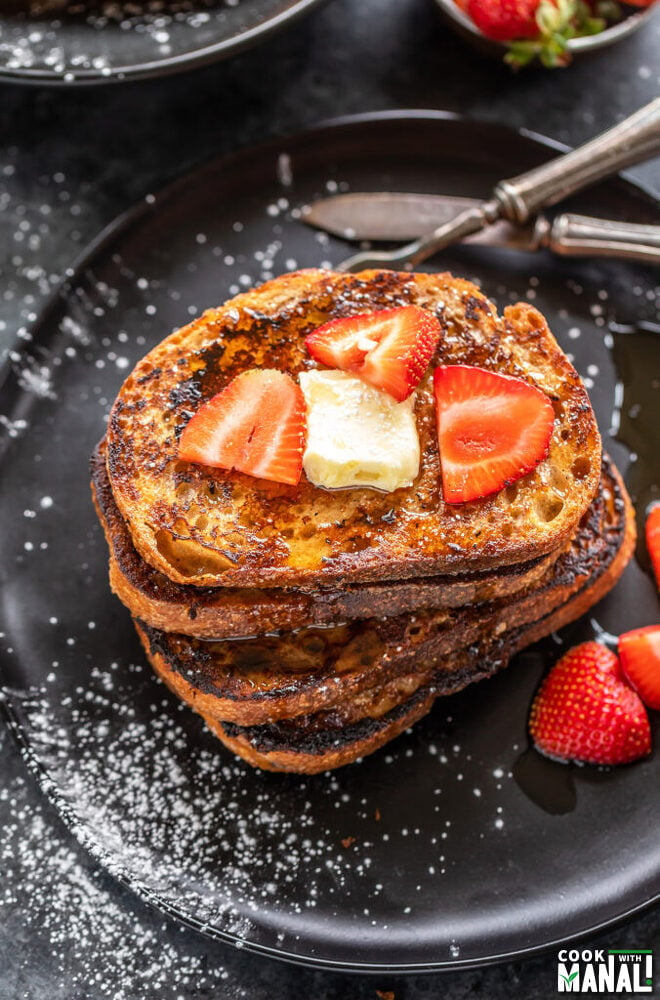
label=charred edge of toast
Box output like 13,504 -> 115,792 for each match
219,685 -> 435,755
134,454 -> 623,709
209,602 -> 566,759
91,439 -> 563,636
215,653 -> 501,757
206,481 -> 635,759
203,688 -> 439,775
213,633 -> 514,756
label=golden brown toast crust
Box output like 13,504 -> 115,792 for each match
205,495 -> 635,773
106,269 -> 601,588
92,441 -> 563,638
137,457 -> 634,732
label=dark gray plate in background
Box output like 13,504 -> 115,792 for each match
0,0 -> 323,83
0,113 -> 659,973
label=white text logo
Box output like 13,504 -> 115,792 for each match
557,949 -> 653,993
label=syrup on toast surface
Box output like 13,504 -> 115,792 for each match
198,493 -> 635,774
135,457 -> 634,752
92,440 -> 565,638
106,270 -> 602,588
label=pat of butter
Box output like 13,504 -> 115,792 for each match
299,370 -> 420,492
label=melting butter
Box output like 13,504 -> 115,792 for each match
299,370 -> 420,492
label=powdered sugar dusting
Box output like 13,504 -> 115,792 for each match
0,722 -> 242,998
0,0 -> 304,82
8,658 -> 484,928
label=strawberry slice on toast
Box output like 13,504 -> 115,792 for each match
433,364 -> 554,504
178,369 -> 306,486
305,306 -> 441,402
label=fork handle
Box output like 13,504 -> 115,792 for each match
544,213 -> 660,265
494,99 -> 660,224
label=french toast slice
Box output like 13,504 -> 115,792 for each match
201,499 -> 635,774
106,269 -> 601,588
136,457 -> 634,738
92,440 -> 565,638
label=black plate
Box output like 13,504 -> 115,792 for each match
0,0 -> 323,84
1,113 -> 659,974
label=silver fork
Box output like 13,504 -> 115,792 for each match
338,99 -> 660,272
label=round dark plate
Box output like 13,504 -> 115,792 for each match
1,112 -> 659,974
0,0 -> 323,84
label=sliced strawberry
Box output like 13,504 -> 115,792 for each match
529,641 -> 651,766
433,365 -> 554,504
178,369 -> 306,486
305,306 -> 441,402
646,504 -> 660,589
619,626 -> 660,711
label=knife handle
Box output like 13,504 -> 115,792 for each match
494,99 -> 660,225
545,213 -> 660,265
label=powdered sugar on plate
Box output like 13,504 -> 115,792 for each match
0,720 -> 237,998
0,0 -> 316,82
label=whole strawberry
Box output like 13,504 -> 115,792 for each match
465,0 -> 610,67
529,641 -> 651,765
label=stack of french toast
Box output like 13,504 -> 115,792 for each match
92,269 -> 635,773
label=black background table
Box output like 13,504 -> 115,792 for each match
1,1 -> 659,995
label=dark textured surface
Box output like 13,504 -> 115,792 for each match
0,0 -> 659,995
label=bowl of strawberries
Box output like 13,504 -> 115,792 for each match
434,0 -> 657,67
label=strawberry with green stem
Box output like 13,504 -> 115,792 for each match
466,0 -> 617,67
